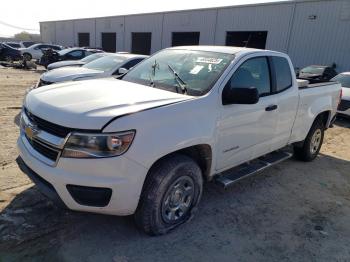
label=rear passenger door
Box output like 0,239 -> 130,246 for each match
269,56 -> 299,151
216,55 -> 278,171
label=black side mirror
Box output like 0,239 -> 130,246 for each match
222,86 -> 259,105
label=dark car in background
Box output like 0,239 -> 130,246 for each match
298,65 -> 338,83
39,47 -> 103,68
4,42 -> 21,49
0,43 -> 22,62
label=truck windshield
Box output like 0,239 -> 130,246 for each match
332,74 -> 350,88
122,49 -> 234,96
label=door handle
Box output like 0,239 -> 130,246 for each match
265,105 -> 278,111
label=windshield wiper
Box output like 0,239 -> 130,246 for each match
167,64 -> 187,95
149,60 -> 159,87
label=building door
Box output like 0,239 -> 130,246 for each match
172,32 -> 200,46
78,33 -> 90,47
131,33 -> 152,55
226,31 -> 268,49
101,33 -> 116,52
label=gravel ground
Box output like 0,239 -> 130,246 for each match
0,68 -> 349,262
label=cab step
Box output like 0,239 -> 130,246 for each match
215,150 -> 293,189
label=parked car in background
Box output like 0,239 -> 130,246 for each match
3,41 -> 37,49
18,46 -> 341,235
21,41 -> 37,48
40,47 -> 103,68
4,42 -> 22,49
47,52 -> 108,70
0,43 -> 23,62
332,72 -> 350,117
20,43 -> 63,61
36,53 -> 147,87
299,65 -> 338,83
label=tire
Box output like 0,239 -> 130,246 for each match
135,154 -> 203,236
23,53 -> 32,61
293,118 -> 324,162
4,56 -> 13,63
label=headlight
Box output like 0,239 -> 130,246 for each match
62,130 -> 135,158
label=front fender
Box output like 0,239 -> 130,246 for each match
103,95 -> 218,171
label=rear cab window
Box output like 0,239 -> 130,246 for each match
271,56 -> 292,92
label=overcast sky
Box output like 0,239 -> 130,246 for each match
0,0 -> 288,37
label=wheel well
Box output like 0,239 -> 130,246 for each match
149,144 -> 213,181
315,111 -> 331,128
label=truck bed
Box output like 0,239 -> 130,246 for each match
297,79 -> 337,89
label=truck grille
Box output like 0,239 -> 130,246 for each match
338,99 -> 350,111
24,108 -> 72,138
27,137 -> 59,162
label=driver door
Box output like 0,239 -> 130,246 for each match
216,56 -> 278,171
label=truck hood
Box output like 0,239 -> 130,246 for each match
25,78 -> 192,130
47,60 -> 84,70
41,67 -> 103,83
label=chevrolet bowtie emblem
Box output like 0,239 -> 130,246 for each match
25,124 -> 39,140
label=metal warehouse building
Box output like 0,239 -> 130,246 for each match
40,0 -> 350,71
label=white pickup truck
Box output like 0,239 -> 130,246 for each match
17,46 -> 341,235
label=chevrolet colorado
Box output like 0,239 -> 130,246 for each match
17,46 -> 341,235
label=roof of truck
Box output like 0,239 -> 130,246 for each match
168,45 -> 263,55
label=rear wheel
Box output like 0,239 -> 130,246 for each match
135,154 -> 203,235
294,119 -> 324,161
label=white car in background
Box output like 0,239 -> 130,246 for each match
36,53 -> 148,87
47,52 -> 108,71
20,43 -> 63,61
332,72 -> 350,117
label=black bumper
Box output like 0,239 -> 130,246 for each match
16,157 -> 67,208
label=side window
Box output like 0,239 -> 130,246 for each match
67,50 -> 84,59
51,46 -> 61,50
122,58 -> 144,70
272,56 -> 292,92
226,56 -> 271,97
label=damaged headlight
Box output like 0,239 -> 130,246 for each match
62,130 -> 135,158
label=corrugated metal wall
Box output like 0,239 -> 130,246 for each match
162,10 -> 217,47
55,21 -> 74,46
288,0 -> 350,72
124,14 -> 163,53
96,17 -> 125,50
215,3 -> 294,52
40,0 -> 350,71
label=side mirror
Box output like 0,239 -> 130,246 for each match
118,68 -> 128,75
222,86 -> 259,105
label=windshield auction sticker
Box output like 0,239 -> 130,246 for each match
190,65 -> 204,74
196,57 -> 223,64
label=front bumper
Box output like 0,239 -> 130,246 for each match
17,135 -> 148,216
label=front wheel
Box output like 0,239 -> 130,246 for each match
23,53 -> 32,61
294,119 -> 324,161
135,154 -> 203,235
4,55 -> 13,63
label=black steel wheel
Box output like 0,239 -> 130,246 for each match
135,154 -> 203,235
